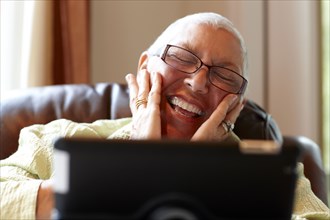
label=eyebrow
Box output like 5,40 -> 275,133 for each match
179,42 -> 196,54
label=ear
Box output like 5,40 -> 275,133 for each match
137,51 -> 149,72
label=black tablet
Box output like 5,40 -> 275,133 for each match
53,137 -> 302,220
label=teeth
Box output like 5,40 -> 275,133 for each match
170,97 -> 203,116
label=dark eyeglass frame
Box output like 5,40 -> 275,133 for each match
160,44 -> 248,94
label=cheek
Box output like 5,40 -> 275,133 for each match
147,58 -> 183,88
146,57 -> 165,76
209,90 -> 228,112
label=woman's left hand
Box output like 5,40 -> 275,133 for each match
191,94 -> 243,141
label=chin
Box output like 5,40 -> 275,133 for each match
161,124 -> 194,140
160,93 -> 204,140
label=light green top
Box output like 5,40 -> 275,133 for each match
0,118 -> 329,219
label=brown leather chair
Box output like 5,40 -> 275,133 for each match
0,83 -> 328,205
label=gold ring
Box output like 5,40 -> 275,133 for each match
135,98 -> 148,109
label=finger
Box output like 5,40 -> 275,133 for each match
208,94 -> 238,127
225,97 -> 244,124
137,70 -> 150,101
126,73 -> 139,113
148,72 -> 162,111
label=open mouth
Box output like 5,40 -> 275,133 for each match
168,96 -> 204,118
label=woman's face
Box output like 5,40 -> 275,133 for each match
139,24 -> 243,139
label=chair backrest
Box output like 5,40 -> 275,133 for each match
0,83 -> 327,205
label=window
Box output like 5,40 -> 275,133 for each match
321,0 -> 329,202
0,1 -> 35,99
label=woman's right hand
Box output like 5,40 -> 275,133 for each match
126,70 -> 162,140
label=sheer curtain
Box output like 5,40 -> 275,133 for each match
0,0 -> 89,99
1,1 -> 48,98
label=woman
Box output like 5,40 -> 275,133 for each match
0,12 -> 329,220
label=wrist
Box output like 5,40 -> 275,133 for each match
36,180 -> 54,220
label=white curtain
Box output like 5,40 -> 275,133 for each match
0,1 -> 52,100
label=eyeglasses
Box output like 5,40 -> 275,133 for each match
160,44 -> 248,94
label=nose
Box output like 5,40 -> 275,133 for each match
184,65 -> 209,94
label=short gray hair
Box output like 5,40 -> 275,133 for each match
147,12 -> 248,78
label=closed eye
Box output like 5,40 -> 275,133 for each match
212,70 -> 239,87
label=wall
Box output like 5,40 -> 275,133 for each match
91,1 -> 265,105
91,1 -> 321,144
267,1 -> 320,144
91,2 -> 184,85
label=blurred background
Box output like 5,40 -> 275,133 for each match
1,0 -> 329,199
